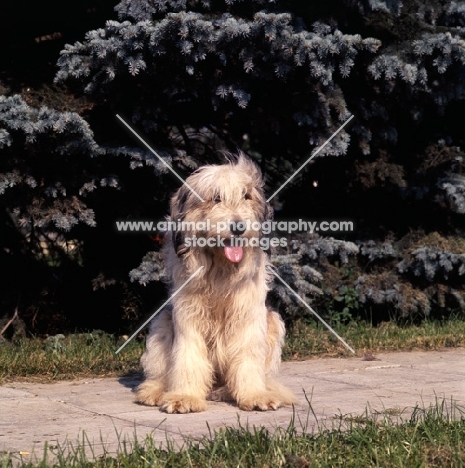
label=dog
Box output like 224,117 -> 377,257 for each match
135,153 -> 297,413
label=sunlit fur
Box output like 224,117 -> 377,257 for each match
135,153 -> 297,413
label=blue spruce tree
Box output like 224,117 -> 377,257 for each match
1,0 -> 464,332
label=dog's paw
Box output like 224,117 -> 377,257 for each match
160,393 -> 207,413
237,392 -> 282,411
135,380 -> 164,406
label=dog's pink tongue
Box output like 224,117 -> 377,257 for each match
224,246 -> 243,263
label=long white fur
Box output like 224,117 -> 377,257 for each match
135,153 -> 298,413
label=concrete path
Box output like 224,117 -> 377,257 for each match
1,349 -> 464,463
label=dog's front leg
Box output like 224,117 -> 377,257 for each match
226,315 -> 288,411
160,318 -> 212,414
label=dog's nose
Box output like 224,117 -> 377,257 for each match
230,221 -> 246,236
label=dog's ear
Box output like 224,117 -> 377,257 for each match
265,200 -> 274,222
169,185 -> 190,258
258,196 -> 274,255
172,229 -> 188,257
170,184 -> 189,220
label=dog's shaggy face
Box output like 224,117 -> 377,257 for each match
170,154 -> 271,264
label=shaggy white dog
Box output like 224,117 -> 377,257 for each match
135,153 -> 297,413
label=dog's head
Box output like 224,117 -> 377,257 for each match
169,152 -> 273,263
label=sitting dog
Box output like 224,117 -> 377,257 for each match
135,153 -> 297,413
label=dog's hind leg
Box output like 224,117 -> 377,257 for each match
265,310 -> 299,406
265,310 -> 285,375
135,309 -> 173,406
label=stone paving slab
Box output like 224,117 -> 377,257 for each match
0,349 -> 463,463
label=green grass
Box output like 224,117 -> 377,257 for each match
0,319 -> 464,383
283,318 -> 465,360
0,331 -> 143,383
1,399 -> 464,468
